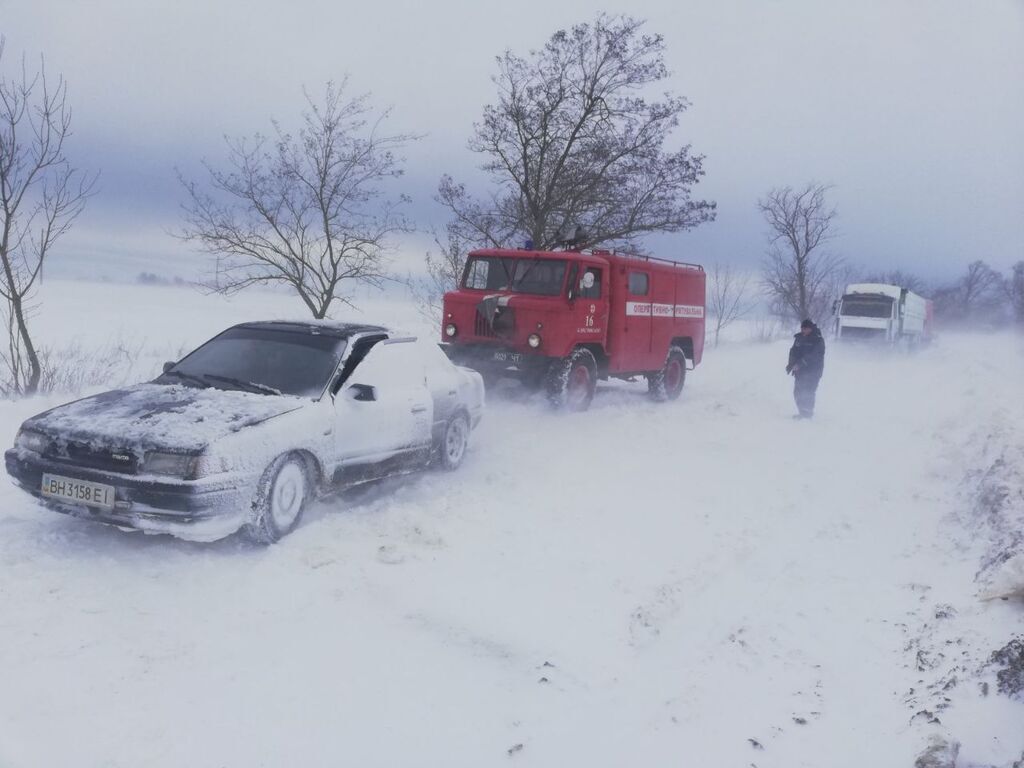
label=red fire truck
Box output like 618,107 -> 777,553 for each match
441,248 -> 706,411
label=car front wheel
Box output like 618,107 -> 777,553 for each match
246,454 -> 310,544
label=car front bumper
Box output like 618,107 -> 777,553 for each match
5,449 -> 255,541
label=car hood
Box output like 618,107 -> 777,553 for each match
23,383 -> 305,455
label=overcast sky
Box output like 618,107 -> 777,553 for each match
3,0 -> 1022,283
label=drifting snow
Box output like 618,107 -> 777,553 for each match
0,280 -> 1021,767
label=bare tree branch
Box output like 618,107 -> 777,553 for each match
407,222 -> 475,325
435,15 -> 715,259
707,262 -> 755,347
758,183 -> 843,323
931,260 -> 1008,326
0,38 -> 96,396
179,80 -> 418,319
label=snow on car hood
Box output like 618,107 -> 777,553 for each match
23,383 -> 305,454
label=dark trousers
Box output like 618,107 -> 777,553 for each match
793,373 -> 821,417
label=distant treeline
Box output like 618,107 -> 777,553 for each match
911,261 -> 1022,328
136,272 -> 188,287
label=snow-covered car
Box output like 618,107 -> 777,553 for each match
4,321 -> 485,543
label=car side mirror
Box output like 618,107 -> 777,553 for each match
162,361 -> 175,374
346,383 -> 377,402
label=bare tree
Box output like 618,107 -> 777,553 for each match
437,15 -> 715,254
932,260 -> 1007,326
759,183 -> 843,323
1008,261 -> 1024,325
707,262 -> 755,347
0,39 -> 95,396
959,260 -> 1006,319
862,268 -> 929,296
180,80 -> 416,319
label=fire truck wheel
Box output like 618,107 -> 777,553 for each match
648,346 -> 687,402
547,348 -> 597,412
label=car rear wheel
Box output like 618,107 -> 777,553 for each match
437,413 -> 470,470
245,454 -> 310,544
648,346 -> 687,402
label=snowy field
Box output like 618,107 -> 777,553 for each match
1,280 -> 1022,767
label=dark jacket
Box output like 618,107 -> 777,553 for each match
787,325 -> 825,377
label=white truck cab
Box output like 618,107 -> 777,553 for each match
834,283 -> 933,346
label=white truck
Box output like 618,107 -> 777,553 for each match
833,283 -> 934,347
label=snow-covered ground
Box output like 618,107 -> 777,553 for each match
0,280 -> 1022,767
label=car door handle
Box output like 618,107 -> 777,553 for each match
411,405 -> 428,413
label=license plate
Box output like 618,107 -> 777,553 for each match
41,473 -> 115,510
493,351 -> 522,364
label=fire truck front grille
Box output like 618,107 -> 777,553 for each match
474,313 -> 497,338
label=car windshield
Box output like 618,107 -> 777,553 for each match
463,256 -> 567,296
160,326 -> 347,398
840,296 -> 894,318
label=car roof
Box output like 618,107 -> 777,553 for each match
233,320 -> 390,339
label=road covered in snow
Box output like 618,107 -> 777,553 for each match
0,301 -> 1022,766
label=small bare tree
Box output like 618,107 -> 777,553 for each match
180,80 -> 416,319
759,183 -> 843,323
0,39 -> 95,396
932,260 -> 1007,326
437,14 -> 715,253
408,223 -> 472,324
707,262 -> 754,347
958,260 -> 1006,320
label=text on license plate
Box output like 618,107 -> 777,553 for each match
493,351 -> 522,364
41,473 -> 115,509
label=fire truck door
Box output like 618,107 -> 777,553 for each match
623,269 -> 653,370
573,266 -> 607,344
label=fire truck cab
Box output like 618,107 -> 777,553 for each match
441,248 -> 705,411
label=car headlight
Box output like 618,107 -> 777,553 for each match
143,451 -> 198,478
192,451 -> 233,478
527,333 -> 542,349
445,323 -> 458,338
15,429 -> 49,454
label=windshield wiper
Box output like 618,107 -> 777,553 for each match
511,259 -> 540,291
161,370 -> 211,388
201,373 -> 281,396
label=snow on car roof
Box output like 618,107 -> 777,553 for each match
237,320 -> 390,338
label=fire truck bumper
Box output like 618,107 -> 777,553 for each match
442,343 -> 553,380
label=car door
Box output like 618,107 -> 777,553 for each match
414,338 -> 466,428
333,338 -> 433,465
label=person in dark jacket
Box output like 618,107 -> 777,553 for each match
786,319 -> 825,418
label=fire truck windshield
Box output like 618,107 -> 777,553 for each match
463,256 -> 568,296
